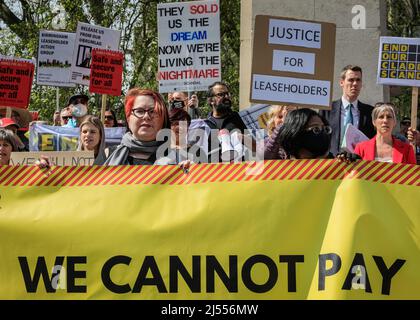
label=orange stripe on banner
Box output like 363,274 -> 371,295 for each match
32,167 -> 58,186
216,162 -> 242,182
4,166 -> 27,185
4,165 -> 27,186
279,160 -> 302,180
160,165 -> 184,184
378,163 -> 403,183
407,170 -> 420,185
27,167 -> 51,186
43,166 -> 70,186
83,166 -> 109,186
10,166 -> 35,186
109,165 -> 134,185
37,167 -> 66,186
129,165 -> 156,184
93,166 -> 119,185
101,166 -> 127,185
207,163 -> 230,183
228,162 -> 249,181
358,161 -> 382,180
124,165 -> 149,185
264,160 -> 291,180
389,165 -> 417,184
296,160 -> 317,180
289,160 -> 311,180
202,163 -> 227,183
0,166 -> 12,182
201,163 -> 225,184
54,166 -> 83,186
0,166 -> 17,184
244,161 -> 266,181
347,160 -> 375,180
184,165 -> 207,184
184,164 -> 207,184
19,167 -> 43,186
331,162 -> 353,180
257,160 -> 281,180
44,166 -> 70,186
136,166 -> 161,185
66,166 -> 93,186
270,160 -> 294,180
12,166 -> 35,186
116,166 -> 138,185
250,161 -> 274,181
364,162 -> 392,181
322,161 -> 344,180
399,167 -> 418,184
75,165 -> 104,186
147,165 -> 175,185
303,159 -> 329,180
313,161 -> 336,179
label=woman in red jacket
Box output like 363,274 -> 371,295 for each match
354,103 -> 416,164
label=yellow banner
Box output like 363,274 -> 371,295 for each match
0,160 -> 419,300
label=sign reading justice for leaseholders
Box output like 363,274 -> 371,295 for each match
250,16 -> 336,110
157,0 -> 221,93
377,36 -> 420,87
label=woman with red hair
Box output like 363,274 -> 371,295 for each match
104,88 -> 170,165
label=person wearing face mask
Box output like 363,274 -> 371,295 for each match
276,108 -> 334,159
168,91 -> 200,119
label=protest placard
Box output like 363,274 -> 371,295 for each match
37,30 -> 76,87
250,16 -> 335,109
70,22 -> 121,86
157,0 -> 221,93
341,124 -> 369,153
89,49 -> 123,96
0,57 -> 34,108
377,37 -> 420,86
10,151 -> 95,166
28,123 -> 126,151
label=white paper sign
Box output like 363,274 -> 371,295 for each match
70,22 -> 121,86
37,30 -> 76,87
272,50 -> 315,74
268,19 -> 321,49
251,74 -> 331,107
341,124 -> 369,153
157,0 -> 221,93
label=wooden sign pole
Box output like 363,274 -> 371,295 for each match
411,87 -> 418,151
101,94 -> 107,123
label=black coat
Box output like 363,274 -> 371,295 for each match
320,99 -> 375,156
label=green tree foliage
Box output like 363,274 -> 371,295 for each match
387,0 -> 420,120
0,0 -> 240,123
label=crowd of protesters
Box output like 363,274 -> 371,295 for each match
1,64 -> 419,168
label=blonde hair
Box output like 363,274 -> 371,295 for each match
267,105 -> 294,136
372,103 -> 396,122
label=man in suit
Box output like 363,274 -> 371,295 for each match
320,65 -> 376,155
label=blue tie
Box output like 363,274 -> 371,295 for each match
344,103 -> 354,127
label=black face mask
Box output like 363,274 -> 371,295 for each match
170,100 -> 185,109
298,130 -> 331,158
215,98 -> 232,114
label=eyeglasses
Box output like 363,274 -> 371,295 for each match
306,126 -> 332,135
104,116 -> 115,121
131,108 -> 156,119
213,91 -> 230,98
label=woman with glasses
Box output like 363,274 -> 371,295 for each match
104,108 -> 118,128
275,108 -> 333,159
77,115 -> 107,165
104,88 -> 170,165
354,103 -> 416,164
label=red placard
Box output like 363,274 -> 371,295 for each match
89,49 -> 124,96
0,58 -> 34,108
